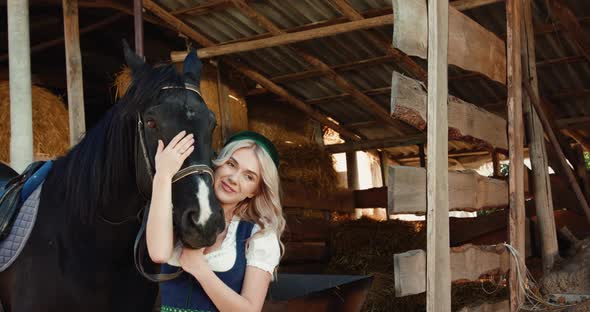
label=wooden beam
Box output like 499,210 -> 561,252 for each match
170,14 -> 395,61
418,144 -> 426,168
7,0 -> 34,172
492,150 -> 501,177
525,81 -> 590,225
451,0 -> 504,11
562,129 -> 590,151
306,87 -> 390,106
522,0 -> 559,273
133,0 -> 144,57
327,0 -> 427,81
394,244 -> 509,297
324,134 -> 426,154
507,0 -> 526,308
556,116 -> 590,129
226,0 -> 410,135
241,52 -> 586,93
63,0 -> 86,146
392,0 -> 506,85
142,0 -> 360,141
171,0 -> 239,16
0,13 -> 125,63
534,16 -> 590,35
272,55 -> 396,83
536,55 -> 585,68
547,0 -> 590,63
294,51 -> 409,134
282,182 -> 354,212
425,0 -> 451,309
346,151 -> 360,218
391,72 -> 507,150
387,166 -> 508,214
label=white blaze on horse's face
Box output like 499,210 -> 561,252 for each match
195,177 -> 212,226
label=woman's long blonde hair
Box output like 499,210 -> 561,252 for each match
213,139 -> 285,255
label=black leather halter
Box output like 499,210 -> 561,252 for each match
132,84 -> 214,282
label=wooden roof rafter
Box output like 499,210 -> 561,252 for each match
326,0 -> 427,82
546,0 -> 590,63
226,0 -> 411,136
141,0 -> 362,141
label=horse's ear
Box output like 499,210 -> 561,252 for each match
183,49 -> 202,88
122,39 -> 146,72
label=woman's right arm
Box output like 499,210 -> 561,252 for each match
146,172 -> 175,263
146,131 -> 194,263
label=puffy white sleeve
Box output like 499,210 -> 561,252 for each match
166,241 -> 183,267
246,224 -> 281,275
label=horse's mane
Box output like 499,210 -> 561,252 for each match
49,63 -> 185,224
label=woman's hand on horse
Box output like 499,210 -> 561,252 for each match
179,247 -> 208,278
154,131 -> 195,180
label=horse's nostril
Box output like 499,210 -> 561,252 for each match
181,209 -> 201,228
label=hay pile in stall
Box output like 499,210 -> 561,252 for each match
248,101 -> 339,195
0,81 -> 69,164
327,218 -> 508,311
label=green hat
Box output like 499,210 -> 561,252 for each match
225,131 -> 280,168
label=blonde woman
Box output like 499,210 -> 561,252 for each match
146,130 -> 285,312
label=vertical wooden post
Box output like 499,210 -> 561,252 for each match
426,0 -> 450,311
134,0 -> 144,57
507,0 -> 526,309
492,150 -> 501,177
216,63 -> 230,143
419,144 -> 426,168
522,0 -> 559,273
7,0 -> 33,173
63,0 -> 86,146
346,151 -> 361,219
379,150 -> 391,220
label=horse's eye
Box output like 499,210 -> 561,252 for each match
146,119 -> 157,129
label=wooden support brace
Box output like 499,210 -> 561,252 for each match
523,82 -> 590,225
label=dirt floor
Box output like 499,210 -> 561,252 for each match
541,238 -> 590,295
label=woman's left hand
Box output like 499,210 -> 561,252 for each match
179,247 -> 209,279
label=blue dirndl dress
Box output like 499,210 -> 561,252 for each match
159,220 -> 255,312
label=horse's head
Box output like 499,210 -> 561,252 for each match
123,43 -> 224,249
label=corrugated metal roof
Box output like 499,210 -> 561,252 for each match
154,0 -> 590,159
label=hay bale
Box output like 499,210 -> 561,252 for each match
277,142 -> 339,195
0,81 -> 69,164
249,101 -> 339,195
326,218 -> 508,311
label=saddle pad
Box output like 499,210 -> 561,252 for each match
0,183 -> 42,272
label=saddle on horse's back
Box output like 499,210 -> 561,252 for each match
0,161 -> 47,241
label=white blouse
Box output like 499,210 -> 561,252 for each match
167,216 -> 281,275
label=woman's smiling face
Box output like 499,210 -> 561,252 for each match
213,147 -> 261,207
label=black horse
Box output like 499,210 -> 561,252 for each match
0,44 -> 225,311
